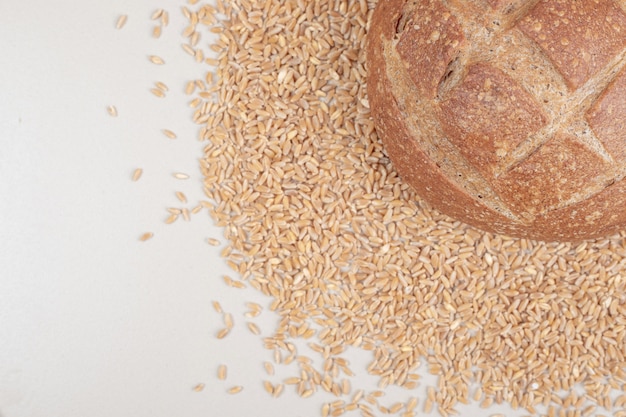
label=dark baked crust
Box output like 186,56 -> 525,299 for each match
518,0 -> 626,90
366,0 -> 521,237
366,0 -> 626,241
438,63 -> 548,179
587,67 -> 626,165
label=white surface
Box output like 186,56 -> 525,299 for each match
0,2 -> 530,417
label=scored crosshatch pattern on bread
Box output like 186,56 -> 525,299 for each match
398,0 -> 626,212
517,0 -> 626,90
368,0 -> 626,240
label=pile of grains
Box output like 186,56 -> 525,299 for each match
179,0 -> 626,416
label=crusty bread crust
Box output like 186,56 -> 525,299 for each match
367,0 -> 626,241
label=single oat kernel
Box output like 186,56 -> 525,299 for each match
115,14 -> 128,29
161,129 -> 177,139
148,55 -> 164,65
227,386 -> 242,394
131,168 -> 143,181
217,364 -> 227,380
139,232 -> 153,241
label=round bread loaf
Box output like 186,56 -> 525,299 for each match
366,0 -> 626,241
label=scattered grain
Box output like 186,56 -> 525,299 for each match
473,387 -> 483,402
106,105 -> 117,117
284,377 -> 300,385
229,279 -> 246,289
582,405 -> 596,417
175,191 -> 187,203
131,168 -> 143,181
216,328 -> 229,339
193,383 -> 205,392
223,275 -> 233,286
480,397 -> 494,408
331,408 -> 345,417
185,80 -> 196,95
148,55 -> 164,65
150,8 -> 163,20
181,207 -> 190,222
341,379 -> 350,395
183,0 -> 626,416
182,43 -> 195,56
152,25 -> 162,38
247,322 -> 260,335
161,129 -> 177,139
245,308 -> 261,318
150,88 -> 165,98
223,313 -> 233,329
155,81 -> 168,92
138,232 -> 153,241
115,14 -> 127,29
424,398 -> 433,414
160,11 -> 169,26
217,364 -> 227,380
227,386 -> 242,394
207,238 -> 220,246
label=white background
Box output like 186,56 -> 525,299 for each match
0,1 -> 530,417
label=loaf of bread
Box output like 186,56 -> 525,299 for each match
367,0 -> 626,241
